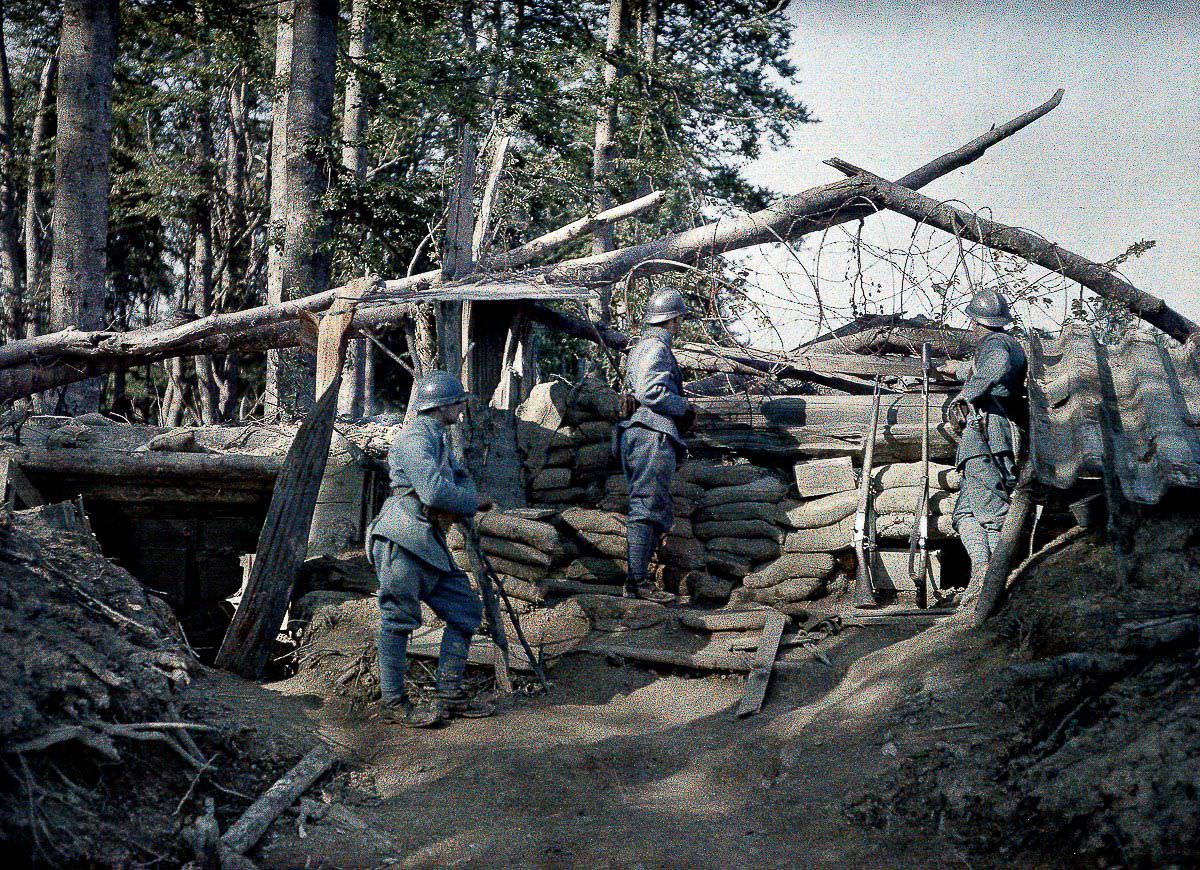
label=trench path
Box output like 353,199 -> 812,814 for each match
255,616 -> 993,869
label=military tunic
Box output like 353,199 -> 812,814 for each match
951,331 -> 1028,574
365,414 -> 482,700
613,326 -> 689,531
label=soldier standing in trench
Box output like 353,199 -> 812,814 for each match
944,288 -> 1028,606
614,289 -> 697,604
365,371 -> 495,727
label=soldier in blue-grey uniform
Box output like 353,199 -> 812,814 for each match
944,289 -> 1028,605
613,289 -> 697,603
365,371 -> 494,727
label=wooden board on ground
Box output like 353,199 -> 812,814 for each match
736,611 -> 788,718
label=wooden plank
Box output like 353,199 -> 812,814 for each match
679,609 -> 774,633
0,456 -> 45,508
583,643 -> 752,672
315,277 -> 373,397
736,611 -> 788,718
215,381 -> 341,678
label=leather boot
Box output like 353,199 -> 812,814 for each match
436,688 -> 497,719
379,695 -> 446,729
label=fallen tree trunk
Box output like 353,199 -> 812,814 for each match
0,92 -> 1064,402
829,161 -> 1200,344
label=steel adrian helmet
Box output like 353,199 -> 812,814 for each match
413,371 -> 469,413
644,289 -> 688,325
964,288 -> 1013,329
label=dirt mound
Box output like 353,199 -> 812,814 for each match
845,506 -> 1200,866
0,506 -> 323,866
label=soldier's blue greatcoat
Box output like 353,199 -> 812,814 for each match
365,413 -> 482,701
952,331 -> 1028,573
614,326 -> 689,531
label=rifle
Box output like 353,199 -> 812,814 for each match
853,378 -> 883,609
908,342 -> 933,609
455,519 -> 550,692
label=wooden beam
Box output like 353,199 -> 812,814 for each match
19,449 -> 284,482
1,456 -> 45,508
736,611 -> 787,717
215,381 -> 341,678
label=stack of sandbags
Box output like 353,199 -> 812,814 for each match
782,456 -> 860,556
740,552 -> 838,607
870,462 -> 960,540
515,379 -> 619,505
597,473 -> 703,519
446,509 -> 569,582
688,463 -> 789,579
557,506 -> 707,579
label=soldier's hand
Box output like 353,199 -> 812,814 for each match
476,496 -> 495,513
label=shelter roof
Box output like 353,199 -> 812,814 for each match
1027,323 -> 1200,504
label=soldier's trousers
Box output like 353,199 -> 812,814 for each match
369,537 -> 483,702
953,452 -> 1018,581
619,426 -> 676,582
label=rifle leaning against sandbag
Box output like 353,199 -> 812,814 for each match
453,517 -> 550,691
853,378 -> 883,609
908,342 -> 933,609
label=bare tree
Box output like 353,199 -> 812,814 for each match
47,0 -> 119,415
590,0 -> 625,322
23,54 -> 57,342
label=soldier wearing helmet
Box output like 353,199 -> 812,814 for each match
365,371 -> 494,727
947,289 -> 1028,605
612,289 -> 696,603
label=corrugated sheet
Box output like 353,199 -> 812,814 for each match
1028,323 -> 1200,504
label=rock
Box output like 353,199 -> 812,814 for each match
743,553 -> 837,589
784,490 -> 858,529
793,456 -> 857,498
701,476 -> 787,508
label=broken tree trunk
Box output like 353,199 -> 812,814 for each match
970,461 -> 1036,626
827,160 -> 1200,344
215,380 -> 341,678
0,92 -> 1064,403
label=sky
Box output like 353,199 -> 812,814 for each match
737,0 -> 1200,349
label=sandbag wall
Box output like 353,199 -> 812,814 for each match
508,376 -> 963,606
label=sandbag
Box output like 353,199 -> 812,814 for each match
873,486 -> 958,515
704,536 -> 781,563
531,486 -> 592,505
793,456 -> 857,498
680,462 -> 771,489
565,557 -> 626,582
784,490 -> 858,529
605,474 -> 704,503
574,530 -> 628,560
568,375 -> 621,421
560,507 -> 626,537
701,476 -> 786,509
743,553 -> 836,589
575,441 -> 615,473
706,551 -> 752,579
479,553 -> 550,582
871,461 -> 961,491
693,519 -> 781,541
782,514 -> 856,553
668,517 -> 694,539
753,575 -> 826,603
530,467 -> 572,490
576,420 -> 613,440
477,512 -> 564,554
660,535 -> 706,570
875,512 -> 956,540
695,501 -> 788,525
482,537 -> 552,568
545,446 -> 579,467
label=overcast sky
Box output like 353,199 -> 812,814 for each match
739,0 -> 1200,348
